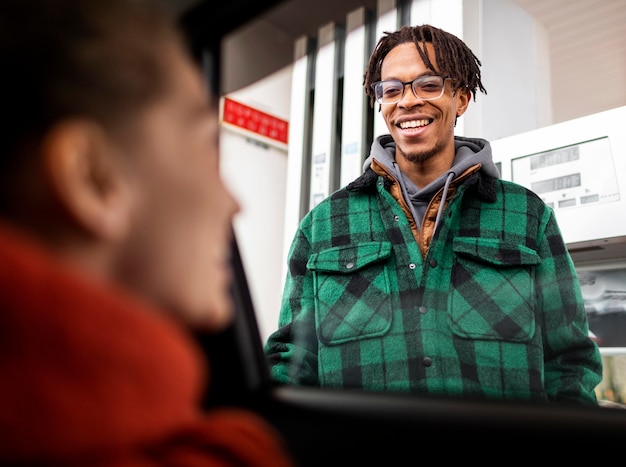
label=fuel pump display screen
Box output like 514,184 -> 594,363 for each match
532,173 -> 581,195
511,137 -> 620,211
530,145 -> 580,169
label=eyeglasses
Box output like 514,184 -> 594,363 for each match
371,75 -> 449,104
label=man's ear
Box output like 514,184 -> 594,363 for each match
40,120 -> 132,241
455,89 -> 471,118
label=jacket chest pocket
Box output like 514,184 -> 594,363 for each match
449,237 -> 541,342
307,241 -> 393,345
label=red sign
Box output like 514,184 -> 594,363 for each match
222,97 -> 289,144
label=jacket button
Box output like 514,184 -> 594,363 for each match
345,261 -> 354,269
394,215 -> 400,222
422,357 -> 432,367
429,259 -> 437,267
418,306 -> 427,314
409,263 -> 416,269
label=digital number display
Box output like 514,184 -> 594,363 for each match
530,146 -> 580,170
509,136 -> 619,215
531,173 -> 581,194
581,194 -> 600,205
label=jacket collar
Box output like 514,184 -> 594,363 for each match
349,162 -> 498,203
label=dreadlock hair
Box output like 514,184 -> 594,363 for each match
363,24 -> 487,108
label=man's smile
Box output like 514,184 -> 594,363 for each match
398,118 -> 432,129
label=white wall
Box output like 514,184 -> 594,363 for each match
480,0 -> 552,140
219,65 -> 292,343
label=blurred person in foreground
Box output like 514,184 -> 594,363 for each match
0,0 -> 294,465
265,24 -> 602,405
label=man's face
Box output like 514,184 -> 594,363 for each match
115,45 -> 240,330
379,42 -> 470,168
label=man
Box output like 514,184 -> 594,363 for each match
265,24 -> 602,404
0,0 -> 294,464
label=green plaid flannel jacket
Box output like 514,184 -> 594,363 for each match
265,166 -> 603,404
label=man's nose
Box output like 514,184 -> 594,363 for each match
398,83 -> 424,107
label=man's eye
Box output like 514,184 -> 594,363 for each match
383,84 -> 402,95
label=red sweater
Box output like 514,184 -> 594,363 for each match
0,223 -> 294,466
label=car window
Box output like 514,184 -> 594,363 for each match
218,0 -> 626,407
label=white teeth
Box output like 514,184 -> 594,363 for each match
399,119 -> 430,129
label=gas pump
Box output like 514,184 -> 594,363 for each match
491,106 -> 626,403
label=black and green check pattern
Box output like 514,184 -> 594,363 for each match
265,168 -> 602,404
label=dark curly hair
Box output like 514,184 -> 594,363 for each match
363,24 -> 487,107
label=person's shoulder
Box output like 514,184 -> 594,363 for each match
495,178 -> 550,208
299,183 -> 373,226
310,182 -> 368,207
298,192 -> 337,226
496,178 -> 534,195
496,178 -> 525,189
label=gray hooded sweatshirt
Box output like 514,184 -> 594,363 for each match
362,134 -> 501,233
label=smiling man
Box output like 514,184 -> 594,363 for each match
266,24 -> 603,405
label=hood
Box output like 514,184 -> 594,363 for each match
363,134 -> 500,191
362,134 -> 500,232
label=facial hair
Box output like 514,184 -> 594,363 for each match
395,118 -> 456,164
396,138 -> 446,164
